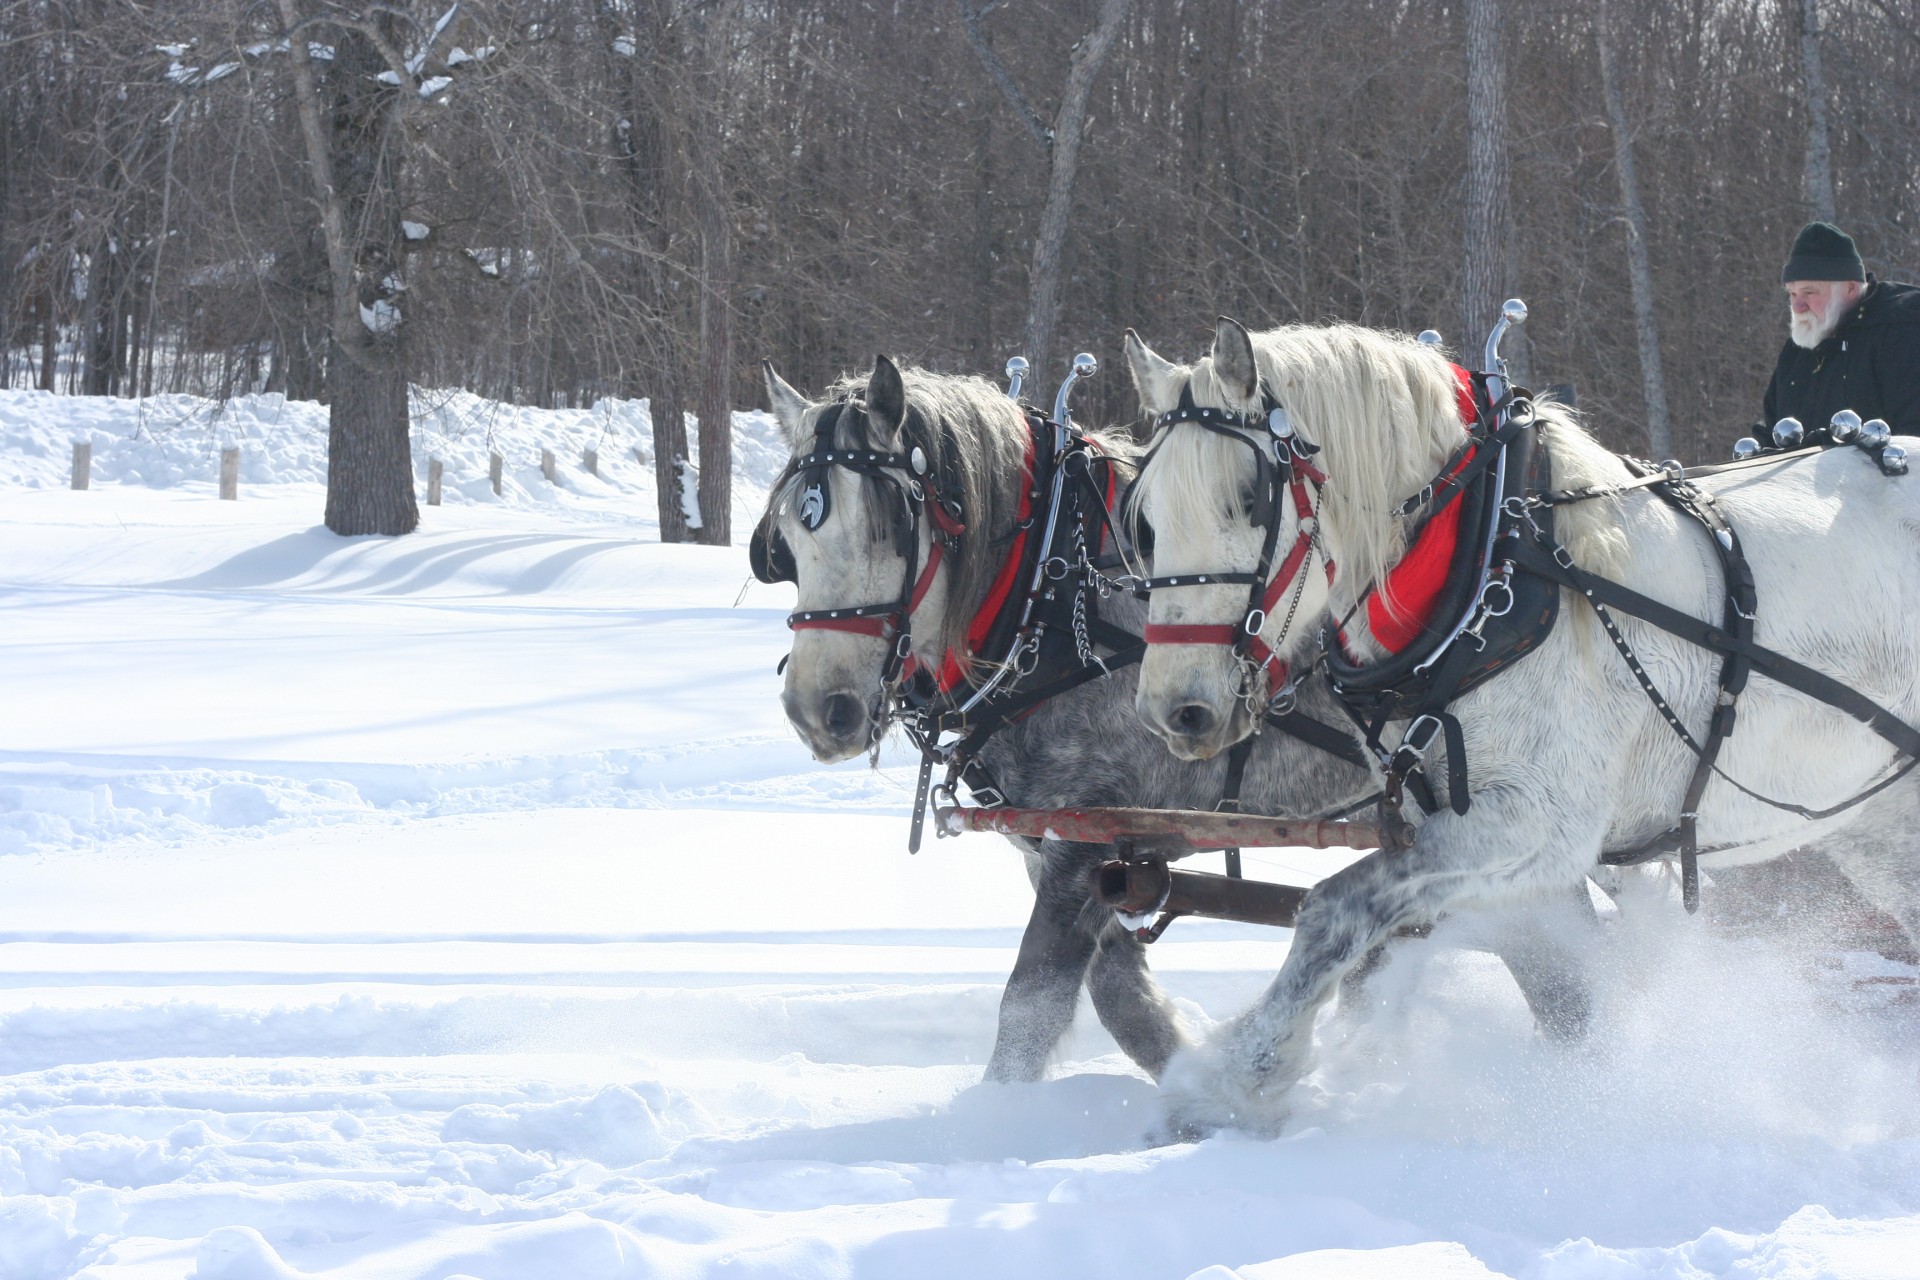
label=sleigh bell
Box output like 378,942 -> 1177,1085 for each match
1731,436 -> 1761,460
1771,417 -> 1804,448
1828,409 -> 1862,443
1858,417 -> 1892,450
1880,444 -> 1908,476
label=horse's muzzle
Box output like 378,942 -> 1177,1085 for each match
782,684 -> 881,763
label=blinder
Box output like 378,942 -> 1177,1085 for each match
750,523 -> 795,585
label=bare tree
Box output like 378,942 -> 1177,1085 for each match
688,2 -> 738,547
962,0 -> 1132,378
1595,0 -> 1671,457
274,0 -> 431,535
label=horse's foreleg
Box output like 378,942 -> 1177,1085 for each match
1157,797 -> 1600,1138
983,841 -> 1103,1082
1086,923 -> 1189,1079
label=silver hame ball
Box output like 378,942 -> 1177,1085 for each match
1005,356 -> 1029,378
1829,409 -> 1862,442
1732,437 -> 1761,460
1859,418 -> 1892,449
1501,299 -> 1529,325
1072,352 -> 1099,377
1417,330 -> 1443,347
1772,417 -> 1805,448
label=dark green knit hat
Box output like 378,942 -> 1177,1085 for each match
1782,221 -> 1865,283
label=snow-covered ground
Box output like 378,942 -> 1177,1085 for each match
2,387 -> 1917,1279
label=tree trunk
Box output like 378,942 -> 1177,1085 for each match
617,0 -> 696,543
1595,0 -> 1672,458
1800,0 -> 1836,222
963,0 -> 1132,378
278,0 -> 417,535
323,334 -> 417,535
685,4 -> 738,547
653,380 -> 693,542
82,235 -> 125,395
1022,0 -> 1132,379
40,288 -> 57,393
694,176 -> 732,547
1461,0 -> 1529,383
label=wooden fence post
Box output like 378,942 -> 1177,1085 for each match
219,447 -> 239,500
71,441 -> 90,491
490,451 -> 503,496
582,447 -> 598,477
427,457 -> 443,506
540,448 -> 557,484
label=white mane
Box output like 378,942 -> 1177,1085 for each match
1141,323 -> 1629,613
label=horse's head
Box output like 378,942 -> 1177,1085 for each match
1126,318 -> 1467,760
1124,318 -> 1334,759
755,356 -> 1027,762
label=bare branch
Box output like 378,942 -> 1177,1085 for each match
957,0 -> 1050,153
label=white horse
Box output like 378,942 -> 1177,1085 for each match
1125,317 -> 1920,1137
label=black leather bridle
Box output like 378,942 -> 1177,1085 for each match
1134,382 -> 1330,696
751,400 -> 962,690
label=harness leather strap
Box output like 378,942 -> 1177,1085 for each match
1508,537 -> 1920,760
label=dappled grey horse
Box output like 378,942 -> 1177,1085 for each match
753,354 -> 1591,1083
1127,318 -> 1920,1136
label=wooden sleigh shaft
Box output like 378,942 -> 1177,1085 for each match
935,804 -> 1385,935
933,804 -> 1381,852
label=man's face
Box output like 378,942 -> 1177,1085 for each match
1786,279 -> 1864,349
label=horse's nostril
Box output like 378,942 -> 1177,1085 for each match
1169,703 -> 1217,739
822,692 -> 866,739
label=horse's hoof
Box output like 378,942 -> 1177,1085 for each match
1154,1043 -> 1291,1141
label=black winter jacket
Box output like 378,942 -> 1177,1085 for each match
1762,278 -> 1920,436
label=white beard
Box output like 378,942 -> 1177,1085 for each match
1789,304 -> 1845,350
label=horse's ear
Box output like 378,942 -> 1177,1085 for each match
764,360 -> 811,449
1212,316 -> 1259,404
864,354 -> 908,445
1125,329 -> 1183,420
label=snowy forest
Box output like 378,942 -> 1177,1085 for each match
4,0 -> 1919,534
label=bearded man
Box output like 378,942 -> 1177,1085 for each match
1761,221 -> 1920,438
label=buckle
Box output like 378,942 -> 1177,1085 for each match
1400,714 -> 1443,758
969,784 -> 1005,807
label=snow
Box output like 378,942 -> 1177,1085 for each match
359,299 -> 402,335
2,387 -> 1917,1278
